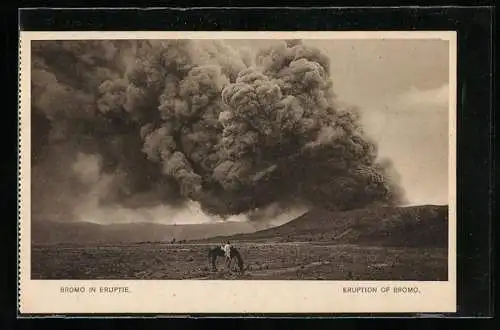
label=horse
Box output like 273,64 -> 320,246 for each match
208,245 -> 244,273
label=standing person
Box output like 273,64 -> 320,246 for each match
222,241 -> 232,269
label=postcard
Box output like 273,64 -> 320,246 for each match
18,30 -> 457,314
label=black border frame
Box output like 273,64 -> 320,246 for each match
13,6 -> 494,319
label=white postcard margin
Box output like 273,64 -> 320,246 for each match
18,31 -> 457,314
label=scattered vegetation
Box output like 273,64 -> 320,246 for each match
31,205 -> 448,280
32,242 -> 447,281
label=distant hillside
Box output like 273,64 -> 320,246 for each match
32,205 -> 448,248
31,221 -> 268,246
197,205 -> 449,248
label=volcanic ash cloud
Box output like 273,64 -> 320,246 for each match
30,39 -> 406,223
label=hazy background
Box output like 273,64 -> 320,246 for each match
226,39 -> 450,205
31,38 -> 450,226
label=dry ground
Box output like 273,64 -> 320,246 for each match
31,242 -> 447,281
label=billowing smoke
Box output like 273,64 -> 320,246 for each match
31,39 -> 405,224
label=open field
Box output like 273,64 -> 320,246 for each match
31,242 -> 447,280
31,205 -> 449,280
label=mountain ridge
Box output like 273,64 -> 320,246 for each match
32,204 -> 448,248
195,204 -> 449,248
31,220 -> 268,245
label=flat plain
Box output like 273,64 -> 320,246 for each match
31,204 -> 449,281
31,241 -> 447,280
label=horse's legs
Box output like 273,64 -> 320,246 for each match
211,255 -> 217,272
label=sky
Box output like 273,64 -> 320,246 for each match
227,39 -> 451,205
31,38 -> 451,226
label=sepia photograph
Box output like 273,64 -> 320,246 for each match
28,36 -> 452,281
19,31 -> 456,313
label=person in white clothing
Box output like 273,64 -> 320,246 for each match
222,241 -> 232,267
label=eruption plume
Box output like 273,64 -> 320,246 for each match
31,39 -> 405,223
